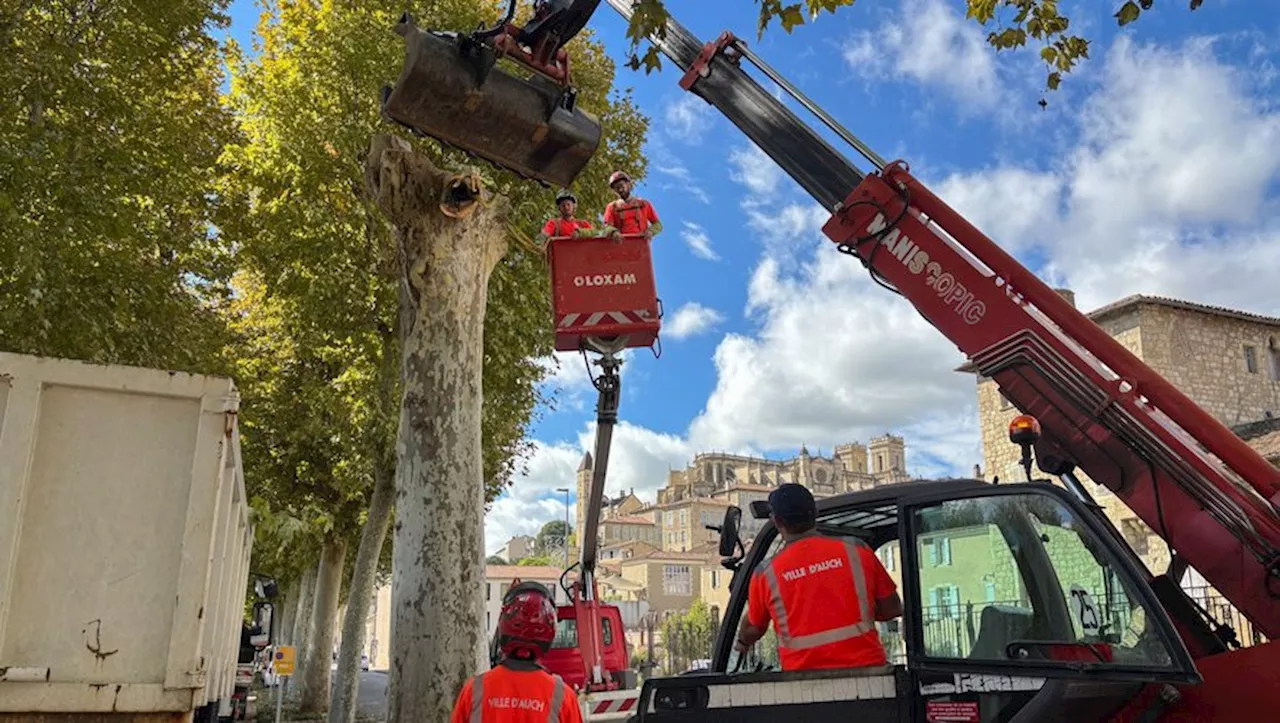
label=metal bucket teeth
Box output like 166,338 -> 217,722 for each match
381,21 -> 602,189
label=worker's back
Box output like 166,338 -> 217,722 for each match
451,662 -> 582,723
750,535 -> 891,670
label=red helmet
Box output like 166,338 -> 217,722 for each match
497,581 -> 558,661
608,170 -> 631,187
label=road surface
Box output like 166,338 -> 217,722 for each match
358,670 -> 388,716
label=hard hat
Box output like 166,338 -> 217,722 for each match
608,170 -> 631,186
496,581 -> 557,661
556,189 -> 577,204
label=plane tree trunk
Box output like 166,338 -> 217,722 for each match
289,563 -> 318,700
299,536 -> 348,712
329,460 -> 396,723
363,133 -> 509,723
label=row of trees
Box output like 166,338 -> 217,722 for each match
2,1 -> 643,720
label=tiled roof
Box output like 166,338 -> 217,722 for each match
1089,294 -> 1280,327
606,515 -> 656,525
1246,429 -> 1280,462
485,565 -> 562,580
620,549 -> 718,565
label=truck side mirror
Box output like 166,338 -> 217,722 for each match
253,576 -> 279,600
717,506 -> 742,557
251,602 -> 274,647
749,500 -> 771,519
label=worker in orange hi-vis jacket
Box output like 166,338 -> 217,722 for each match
450,582 -> 584,723
537,190 -> 595,246
602,170 -> 662,243
734,483 -> 903,671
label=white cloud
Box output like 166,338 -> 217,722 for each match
666,302 -> 726,339
652,156 -> 711,204
663,94 -> 715,144
728,145 -> 784,196
933,36 -> 1280,312
842,0 -> 1001,109
680,221 -> 719,260
688,240 -> 977,459
485,424 -> 695,554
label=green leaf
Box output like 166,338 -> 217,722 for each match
779,5 -> 807,32
1040,46 -> 1059,64
1047,72 -> 1062,90
1115,1 -> 1141,26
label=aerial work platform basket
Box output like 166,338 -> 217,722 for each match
547,234 -> 662,352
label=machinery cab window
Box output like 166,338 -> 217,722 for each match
722,485 -> 1196,684
907,490 -> 1185,673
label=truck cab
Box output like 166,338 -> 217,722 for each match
632,479 -> 1202,722
543,603 -> 634,691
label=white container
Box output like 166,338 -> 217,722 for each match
0,352 -> 252,717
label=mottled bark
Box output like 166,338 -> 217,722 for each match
289,562 -> 318,699
299,536 -> 348,712
364,133 -> 509,722
329,463 -> 396,723
278,577 -> 300,646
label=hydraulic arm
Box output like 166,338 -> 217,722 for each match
567,336 -> 626,691
603,0 -> 1280,639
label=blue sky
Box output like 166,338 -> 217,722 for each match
224,1 -> 1280,554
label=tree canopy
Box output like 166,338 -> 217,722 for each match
0,0 -> 234,370
622,0 -> 1207,93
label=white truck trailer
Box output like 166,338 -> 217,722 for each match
0,352 -> 254,723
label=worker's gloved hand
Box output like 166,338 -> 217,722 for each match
605,226 -> 622,244
571,227 -> 591,238
536,232 -> 549,245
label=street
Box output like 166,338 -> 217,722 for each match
357,670 -> 388,716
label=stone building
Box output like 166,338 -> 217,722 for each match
574,451 -> 647,543
965,291 -> 1280,574
658,437 -> 911,505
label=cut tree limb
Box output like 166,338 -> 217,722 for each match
364,133 -> 510,723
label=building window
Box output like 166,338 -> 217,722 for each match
984,580 -> 996,602
1245,345 -> 1258,374
878,546 -> 895,572
710,570 -> 720,589
924,537 -> 952,566
486,583 -> 491,601
928,585 -> 961,618
663,565 -> 692,595
1270,337 -> 1280,381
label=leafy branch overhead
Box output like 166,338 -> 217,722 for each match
623,0 -> 1207,93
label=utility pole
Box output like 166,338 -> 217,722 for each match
556,486 -> 570,571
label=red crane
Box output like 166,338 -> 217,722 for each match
382,1 -> 1278,719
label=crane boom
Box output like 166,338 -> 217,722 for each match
604,0 -> 1280,638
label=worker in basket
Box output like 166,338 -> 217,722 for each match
537,190 -> 595,245
450,581 -> 583,722
603,170 -> 662,242
734,483 -> 902,671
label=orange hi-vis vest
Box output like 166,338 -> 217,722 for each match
747,535 -> 895,671
542,217 -> 593,238
603,197 -> 657,235
450,664 -> 582,723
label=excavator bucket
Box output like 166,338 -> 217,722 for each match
381,14 -> 603,188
